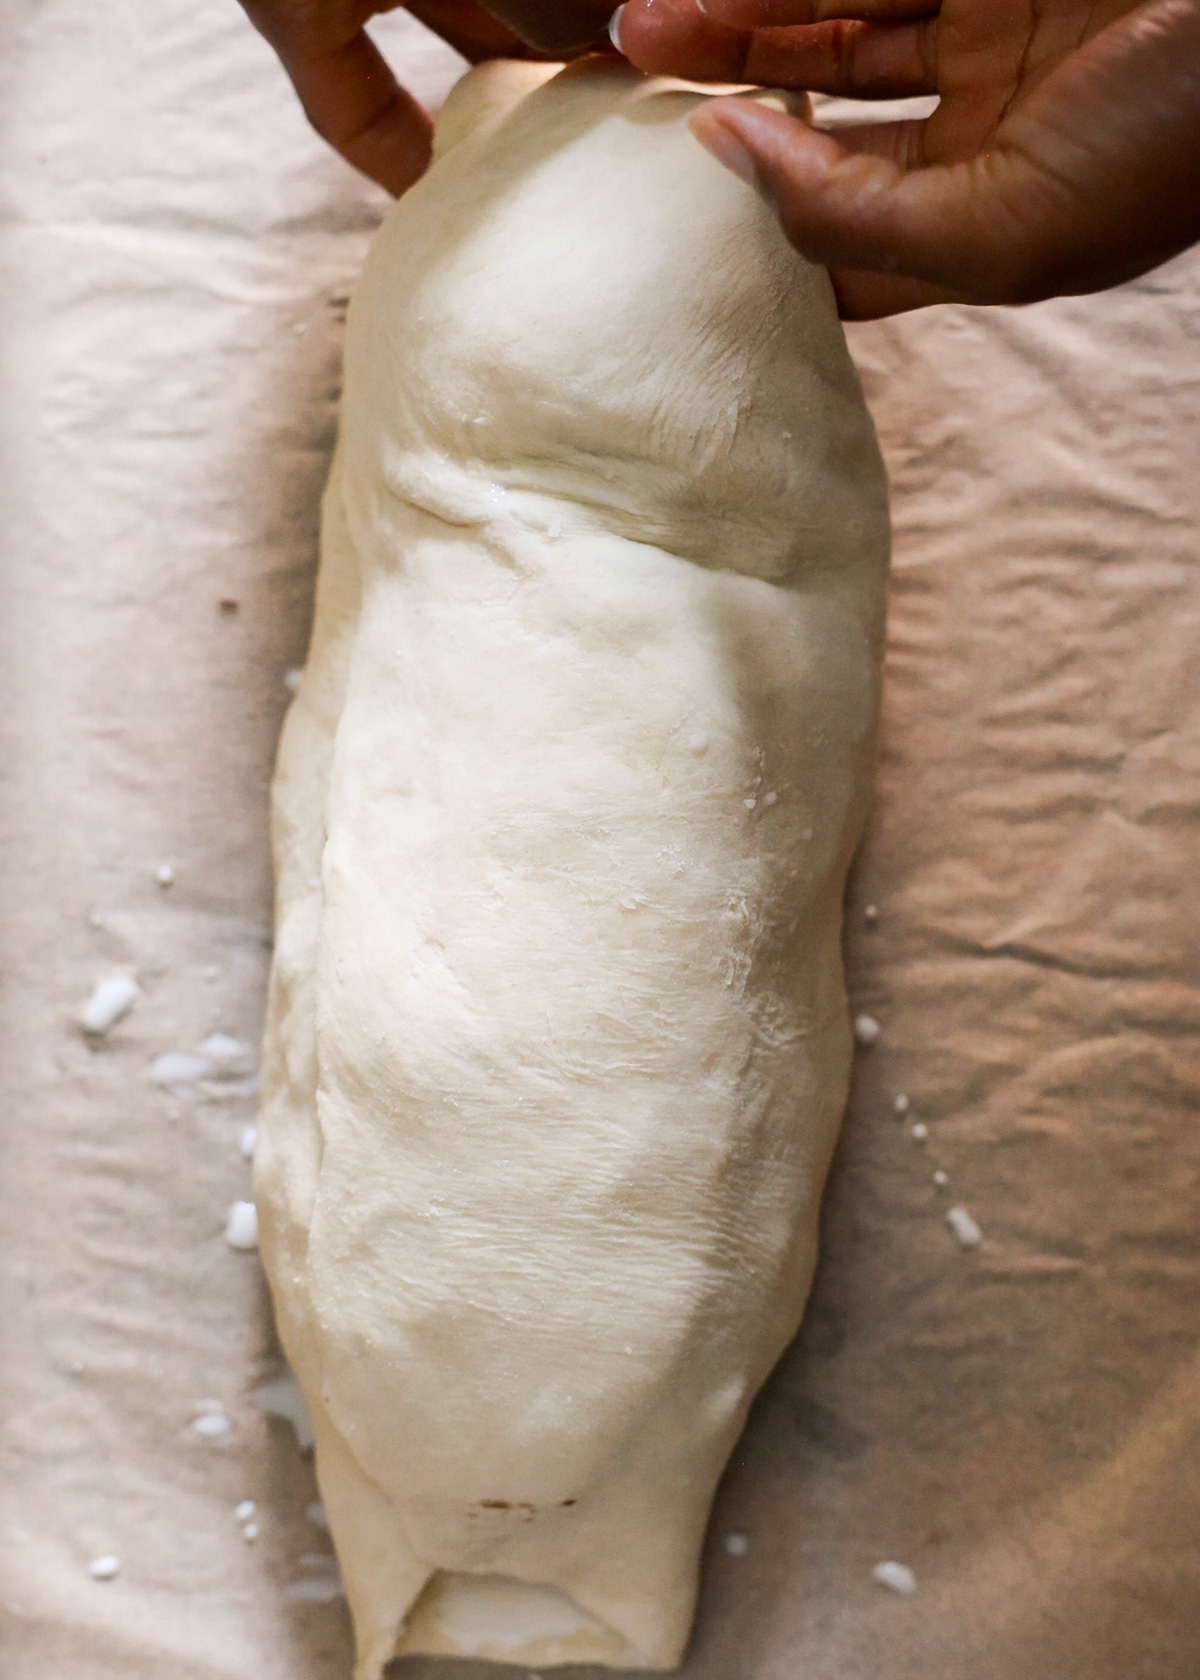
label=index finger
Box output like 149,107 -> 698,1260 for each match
271,26 -> 434,196
699,0 -> 937,25
617,0 -> 937,97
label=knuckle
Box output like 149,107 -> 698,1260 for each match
825,19 -> 863,93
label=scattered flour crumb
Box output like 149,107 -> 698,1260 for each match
81,975 -> 140,1035
864,903 -> 879,925
242,1522 -> 260,1543
151,1051 -> 214,1086
946,1206 -> 983,1249
239,1125 -> 258,1160
284,1574 -> 345,1604
853,1013 -> 881,1047
193,1411 -> 232,1439
88,1555 -> 120,1581
156,864 -> 175,888
199,1033 -> 255,1077
255,1371 -> 315,1450
225,1201 -> 258,1251
284,668 -> 304,694
235,1501 -> 257,1524
723,1533 -> 748,1557
911,1122 -> 928,1141
933,1170 -> 949,1188
873,1560 -> 916,1594
893,1093 -> 909,1117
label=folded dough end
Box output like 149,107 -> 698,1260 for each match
392,1572 -> 662,1670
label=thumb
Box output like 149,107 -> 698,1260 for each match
688,99 -> 1050,304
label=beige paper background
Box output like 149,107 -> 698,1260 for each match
2,6 -> 1197,1678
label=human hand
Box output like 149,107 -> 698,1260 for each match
239,0 -> 613,197
614,0 -> 1200,317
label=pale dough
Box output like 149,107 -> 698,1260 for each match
255,56 -> 890,1678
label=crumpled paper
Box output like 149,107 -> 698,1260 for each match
1,6 -> 1197,1677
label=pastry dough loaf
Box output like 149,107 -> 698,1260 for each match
256,56 -> 889,1678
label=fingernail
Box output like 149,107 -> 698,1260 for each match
608,4 -> 626,52
690,115 -> 759,191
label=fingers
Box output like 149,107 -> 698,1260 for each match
611,0 -> 755,78
406,0 -> 535,60
481,0 -> 618,51
689,0 -> 1200,312
615,0 -> 937,99
276,26 -> 434,196
750,17 -> 937,96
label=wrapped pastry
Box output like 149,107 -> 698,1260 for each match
256,56 -> 889,1677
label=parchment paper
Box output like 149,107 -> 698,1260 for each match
2,7 -> 1197,1679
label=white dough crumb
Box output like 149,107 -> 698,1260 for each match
255,1371 -> 315,1450
864,903 -> 879,924
307,1500 -> 329,1530
933,1170 -> 949,1188
893,1093 -> 910,1116
761,790 -> 778,806
193,1411 -> 232,1438
743,797 -> 757,810
687,732 -> 709,754
284,1575 -> 346,1604
235,1500 -> 257,1523
946,1206 -> 983,1249
239,1125 -> 258,1160
88,1554 -> 121,1581
199,1033 -> 255,1077
873,1560 -> 916,1594
242,1522 -> 260,1542
151,1051 -> 214,1086
853,1013 -> 881,1047
156,864 -> 175,887
911,1122 -> 928,1141
284,667 -> 304,694
81,975 -> 140,1035
723,1533 -> 748,1556
224,1200 -> 259,1251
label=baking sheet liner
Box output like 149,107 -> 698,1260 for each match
2,6 -> 1197,1677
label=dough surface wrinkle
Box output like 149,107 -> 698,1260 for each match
256,53 -> 888,1680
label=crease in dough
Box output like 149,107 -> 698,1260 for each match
256,55 -> 890,1677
